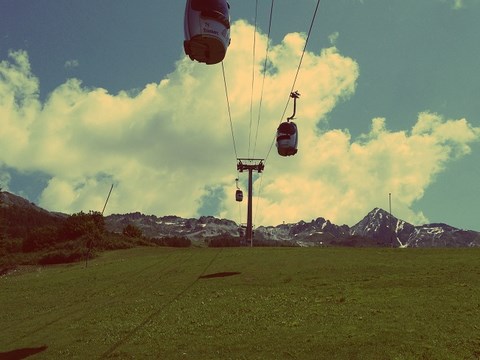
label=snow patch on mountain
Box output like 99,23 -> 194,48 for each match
2,191 -> 479,247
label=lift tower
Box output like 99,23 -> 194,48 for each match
237,158 -> 265,246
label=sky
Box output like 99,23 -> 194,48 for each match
1,0 -> 479,230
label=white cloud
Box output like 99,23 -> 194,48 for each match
250,113 -> 479,227
453,0 -> 464,8
0,169 -> 11,191
0,21 -> 478,227
64,59 -> 79,69
448,0 -> 480,9
328,32 -> 340,45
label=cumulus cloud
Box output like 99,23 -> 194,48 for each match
0,20 -> 478,227
0,169 -> 11,191
328,32 -> 339,45
449,0 -> 480,9
64,59 -> 79,69
251,113 -> 479,227
453,0 -> 465,8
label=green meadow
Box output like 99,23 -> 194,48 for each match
1,247 -> 479,359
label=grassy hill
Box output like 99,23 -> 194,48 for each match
1,247 -> 479,359
0,191 -> 190,270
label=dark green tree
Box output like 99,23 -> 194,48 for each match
161,236 -> 191,247
22,225 -> 59,252
122,224 -> 143,238
60,211 -> 104,241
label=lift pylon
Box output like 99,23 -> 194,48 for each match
237,158 -> 264,246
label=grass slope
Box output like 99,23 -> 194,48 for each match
1,247 -> 479,359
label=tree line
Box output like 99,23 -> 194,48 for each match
0,201 -> 298,270
0,206 -> 192,268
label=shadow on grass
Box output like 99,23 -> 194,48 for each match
0,345 -> 47,360
0,266 -> 17,277
199,271 -> 241,279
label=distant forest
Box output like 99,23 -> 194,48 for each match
0,197 -> 289,271
0,200 -> 193,270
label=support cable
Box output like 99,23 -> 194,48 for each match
248,0 -> 259,158
253,0 -> 322,227
264,0 -> 321,162
250,0 -> 275,229
252,0 -> 275,158
222,61 -> 244,228
223,1 -> 321,233
253,171 -> 264,228
221,61 -> 239,160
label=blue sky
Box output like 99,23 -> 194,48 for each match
1,0 -> 479,230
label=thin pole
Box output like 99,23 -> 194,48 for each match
389,193 -> 393,247
389,192 -> 392,215
86,183 -> 113,268
247,168 -> 253,246
102,184 -> 114,215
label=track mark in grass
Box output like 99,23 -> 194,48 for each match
0,345 -> 47,359
101,249 -> 223,359
3,250 -> 180,346
198,271 -> 240,279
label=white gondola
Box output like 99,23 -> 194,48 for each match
184,0 -> 231,65
276,121 -> 298,156
235,189 -> 243,202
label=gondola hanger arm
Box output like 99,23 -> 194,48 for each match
287,91 -> 301,122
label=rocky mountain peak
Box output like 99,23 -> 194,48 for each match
0,191 -> 52,215
2,191 -> 479,247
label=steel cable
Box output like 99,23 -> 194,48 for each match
264,0 -> 322,162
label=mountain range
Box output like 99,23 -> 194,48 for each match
104,208 -> 480,247
2,191 -> 479,247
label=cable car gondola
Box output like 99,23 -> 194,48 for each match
276,121 -> 298,156
184,0 -> 231,65
235,189 -> 243,202
235,178 -> 243,202
276,91 -> 300,156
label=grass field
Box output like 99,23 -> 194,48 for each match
1,247 -> 479,359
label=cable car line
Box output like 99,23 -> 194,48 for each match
263,0 -> 321,162
252,0 -> 321,228
280,0 -> 321,124
214,0 -> 321,236
252,0 -> 275,159
222,57 -> 245,229
253,170 -> 265,227
219,1 -> 275,236
249,0 -> 275,230
248,0 -> 259,158
221,61 -> 239,160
